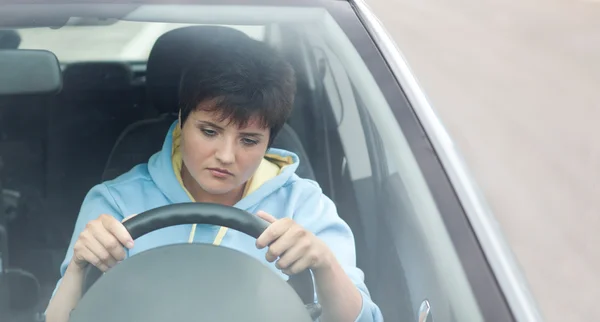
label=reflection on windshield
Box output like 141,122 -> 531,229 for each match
17,21 -> 265,62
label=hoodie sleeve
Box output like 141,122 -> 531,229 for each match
47,183 -> 125,303
291,181 -> 384,322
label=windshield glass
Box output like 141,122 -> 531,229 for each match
1,3 -> 484,322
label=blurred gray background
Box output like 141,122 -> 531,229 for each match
368,0 -> 600,321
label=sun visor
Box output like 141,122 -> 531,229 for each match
0,49 -> 62,96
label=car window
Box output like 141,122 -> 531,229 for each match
17,21 -> 265,62
305,10 -> 486,322
0,3 -> 492,322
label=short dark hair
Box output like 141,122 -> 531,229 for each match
178,37 -> 296,146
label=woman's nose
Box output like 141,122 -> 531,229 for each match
215,139 -> 235,164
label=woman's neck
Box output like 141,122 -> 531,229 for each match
180,165 -> 244,206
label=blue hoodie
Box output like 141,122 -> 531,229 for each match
51,121 -> 383,322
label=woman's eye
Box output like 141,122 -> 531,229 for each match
202,129 -> 217,137
242,138 -> 258,146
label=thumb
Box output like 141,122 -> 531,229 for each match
256,210 -> 277,223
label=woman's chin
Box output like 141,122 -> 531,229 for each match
199,180 -> 237,196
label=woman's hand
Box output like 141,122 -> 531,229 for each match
255,211 -> 333,275
71,214 -> 135,272
255,211 -> 366,322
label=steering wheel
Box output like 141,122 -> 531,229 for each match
68,203 -> 322,322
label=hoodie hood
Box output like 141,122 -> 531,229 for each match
148,120 -> 300,211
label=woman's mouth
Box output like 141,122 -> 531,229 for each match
207,168 -> 233,179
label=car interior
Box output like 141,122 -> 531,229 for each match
0,23 -> 372,321
0,13 -> 421,322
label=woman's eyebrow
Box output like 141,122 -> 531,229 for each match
240,132 -> 264,138
196,119 -> 264,137
196,120 -> 224,130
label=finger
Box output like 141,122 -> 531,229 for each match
90,224 -> 127,262
76,238 -> 111,272
81,248 -> 110,272
82,230 -> 118,268
282,253 -> 315,276
265,226 -> 306,264
100,214 -> 134,249
256,211 -> 277,223
274,236 -> 310,270
256,218 -> 293,249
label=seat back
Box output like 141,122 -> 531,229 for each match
103,25 -> 315,181
30,62 -> 144,293
0,48 -> 63,318
47,62 -> 143,205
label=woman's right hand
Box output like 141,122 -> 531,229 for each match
71,214 -> 135,272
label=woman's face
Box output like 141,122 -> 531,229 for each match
179,106 -> 270,198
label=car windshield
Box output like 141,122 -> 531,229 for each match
0,3 -> 485,322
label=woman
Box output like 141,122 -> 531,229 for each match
45,35 -> 383,322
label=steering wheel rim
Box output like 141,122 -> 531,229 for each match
81,202 -> 320,318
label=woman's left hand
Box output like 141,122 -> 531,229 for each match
255,211 -> 333,275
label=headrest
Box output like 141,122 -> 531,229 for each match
146,26 -> 252,114
0,30 -> 21,49
62,62 -> 132,91
0,49 -> 62,96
